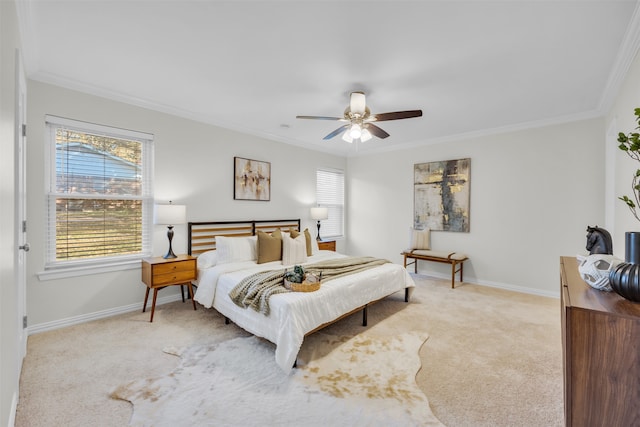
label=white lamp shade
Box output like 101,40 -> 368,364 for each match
154,204 -> 186,225
349,123 -> 362,139
310,207 -> 329,221
360,128 -> 372,142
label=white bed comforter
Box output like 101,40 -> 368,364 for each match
194,251 -> 415,372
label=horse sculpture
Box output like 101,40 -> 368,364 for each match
586,226 -> 613,255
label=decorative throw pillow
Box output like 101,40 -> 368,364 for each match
291,228 -> 314,256
282,234 -> 308,266
216,236 -> 257,264
257,229 -> 283,264
303,228 -> 314,256
409,227 -> 431,250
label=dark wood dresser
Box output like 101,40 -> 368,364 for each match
560,256 -> 640,426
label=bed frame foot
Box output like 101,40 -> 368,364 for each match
405,288 -> 410,302
362,305 -> 368,327
293,359 -> 297,369
224,317 -> 229,325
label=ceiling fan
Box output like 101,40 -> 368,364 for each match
296,91 -> 422,143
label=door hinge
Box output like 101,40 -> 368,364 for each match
22,220 -> 27,233
22,124 -> 26,137
23,316 -> 27,329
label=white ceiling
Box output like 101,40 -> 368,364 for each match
16,0 -> 640,157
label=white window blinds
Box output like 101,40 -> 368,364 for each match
45,115 -> 154,268
316,168 -> 344,238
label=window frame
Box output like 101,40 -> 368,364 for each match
43,115 -> 154,274
316,168 -> 345,239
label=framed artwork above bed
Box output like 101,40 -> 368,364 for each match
234,157 -> 271,201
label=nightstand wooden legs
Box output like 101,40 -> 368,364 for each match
186,283 -> 196,311
142,283 -> 196,323
150,288 -> 159,322
180,283 -> 198,303
143,287 -> 150,312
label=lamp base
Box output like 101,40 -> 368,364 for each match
163,251 -> 177,259
163,225 -> 177,259
316,220 -> 322,241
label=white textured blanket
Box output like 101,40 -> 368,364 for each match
229,257 -> 391,315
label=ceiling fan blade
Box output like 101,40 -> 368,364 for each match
296,115 -> 344,121
323,124 -> 350,140
350,91 -> 366,116
366,123 -> 390,139
371,110 -> 423,122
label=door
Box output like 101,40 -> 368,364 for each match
16,49 -> 28,358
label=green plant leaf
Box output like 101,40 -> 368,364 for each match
619,132 -> 628,142
620,195 -> 636,208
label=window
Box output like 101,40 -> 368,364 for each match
316,168 -> 344,238
45,116 -> 153,269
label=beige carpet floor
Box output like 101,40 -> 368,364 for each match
15,275 -> 563,426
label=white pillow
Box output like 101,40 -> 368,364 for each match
216,235 -> 257,264
197,250 -> 218,269
282,234 -> 307,266
409,227 -> 431,250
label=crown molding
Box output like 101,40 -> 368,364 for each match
598,0 -> 640,114
30,69 -> 611,160
349,109 -> 605,158
30,69 -> 352,156
14,0 -> 39,75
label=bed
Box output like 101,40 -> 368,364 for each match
189,219 -> 415,372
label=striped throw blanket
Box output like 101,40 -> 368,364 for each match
229,256 -> 390,315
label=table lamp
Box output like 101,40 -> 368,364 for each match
310,207 -> 329,241
154,202 -> 186,259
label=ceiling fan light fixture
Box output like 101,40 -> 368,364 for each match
349,123 -> 362,139
296,91 -> 422,143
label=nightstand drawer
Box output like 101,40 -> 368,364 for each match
153,260 -> 196,275
153,270 -> 196,286
318,240 -> 336,251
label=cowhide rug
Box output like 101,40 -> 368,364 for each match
110,331 -> 444,426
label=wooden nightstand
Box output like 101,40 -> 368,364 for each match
318,240 -> 336,251
141,254 -> 197,322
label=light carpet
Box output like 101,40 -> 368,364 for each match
16,275 -> 563,426
110,332 -> 443,427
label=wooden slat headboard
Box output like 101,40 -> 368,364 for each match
188,219 -> 301,256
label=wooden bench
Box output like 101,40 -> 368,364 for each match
402,250 -> 468,288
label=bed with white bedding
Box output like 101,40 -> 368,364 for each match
189,219 -> 415,372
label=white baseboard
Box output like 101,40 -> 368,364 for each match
8,391 -> 17,427
27,293 -> 184,335
415,271 -> 560,299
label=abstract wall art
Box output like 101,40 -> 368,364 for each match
234,157 -> 271,201
414,158 -> 470,232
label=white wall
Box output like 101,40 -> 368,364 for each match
26,81 -> 346,328
347,118 -> 605,296
1,1 -> 21,425
607,49 -> 640,257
